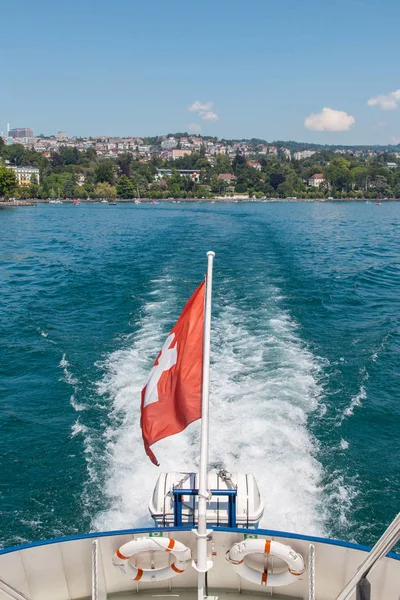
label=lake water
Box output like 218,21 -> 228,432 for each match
0,201 -> 399,549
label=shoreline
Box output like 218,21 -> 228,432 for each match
1,197 -> 398,206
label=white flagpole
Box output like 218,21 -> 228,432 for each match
195,250 -> 215,600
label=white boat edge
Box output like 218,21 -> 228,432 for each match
0,525 -> 399,600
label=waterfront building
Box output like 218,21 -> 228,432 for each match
7,165 -> 40,185
9,128 -> 33,138
217,173 -> 237,183
155,169 -> 200,182
308,173 -> 325,188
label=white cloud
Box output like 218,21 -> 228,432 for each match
188,100 -> 219,122
188,100 -> 213,112
199,110 -> 219,121
368,89 -> 400,110
304,107 -> 355,131
187,122 -> 202,133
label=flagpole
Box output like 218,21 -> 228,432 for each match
196,250 -> 215,600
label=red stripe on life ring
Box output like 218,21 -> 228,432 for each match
166,538 -> 175,552
171,563 -> 184,573
261,572 -> 268,585
133,568 -> 143,581
264,540 -> 271,554
116,549 -> 129,560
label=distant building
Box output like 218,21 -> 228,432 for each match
170,149 -> 192,160
247,161 -> 262,170
266,145 -> 278,155
308,173 -> 325,188
57,131 -> 67,140
161,137 -> 178,149
281,147 -> 292,160
7,165 -> 40,185
9,128 -> 33,138
386,162 -> 398,169
256,145 -> 278,156
77,174 -> 85,186
155,168 -> 200,182
294,150 -> 316,161
217,173 -> 237,183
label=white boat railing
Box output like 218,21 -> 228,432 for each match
91,540 -> 106,600
335,512 -> 400,600
308,544 -> 315,600
0,576 -> 32,600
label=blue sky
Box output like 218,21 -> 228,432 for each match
2,0 -> 400,144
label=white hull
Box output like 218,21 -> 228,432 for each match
1,526 -> 399,600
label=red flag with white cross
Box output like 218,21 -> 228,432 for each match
141,281 -> 205,465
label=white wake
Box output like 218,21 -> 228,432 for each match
92,277 -> 327,536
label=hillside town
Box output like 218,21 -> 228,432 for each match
1,127 -> 400,200
3,127 -> 400,163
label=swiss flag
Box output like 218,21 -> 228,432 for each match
141,281 -> 205,465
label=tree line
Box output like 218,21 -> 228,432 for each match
1,137 -> 400,199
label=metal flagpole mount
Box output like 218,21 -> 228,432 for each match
191,528 -> 214,573
195,251 -> 215,599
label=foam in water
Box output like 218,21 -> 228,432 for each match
71,421 -> 89,437
208,301 -> 326,535
343,386 -> 366,417
59,353 -> 88,414
93,276 -> 183,531
91,276 -> 327,536
341,373 -> 368,422
59,354 -> 79,386
70,395 -> 86,412
324,472 -> 358,528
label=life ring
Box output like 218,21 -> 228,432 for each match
112,537 -> 191,582
227,539 -> 305,587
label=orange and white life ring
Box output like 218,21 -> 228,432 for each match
112,537 -> 191,582
227,539 -> 305,587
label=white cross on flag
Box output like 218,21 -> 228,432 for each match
141,281 -> 205,465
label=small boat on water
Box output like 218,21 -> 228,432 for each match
376,200 -> 382,205
0,252 -> 399,600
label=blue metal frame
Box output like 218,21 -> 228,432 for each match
172,488 -> 237,527
1,526 -> 399,561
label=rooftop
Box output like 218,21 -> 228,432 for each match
218,173 -> 237,180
